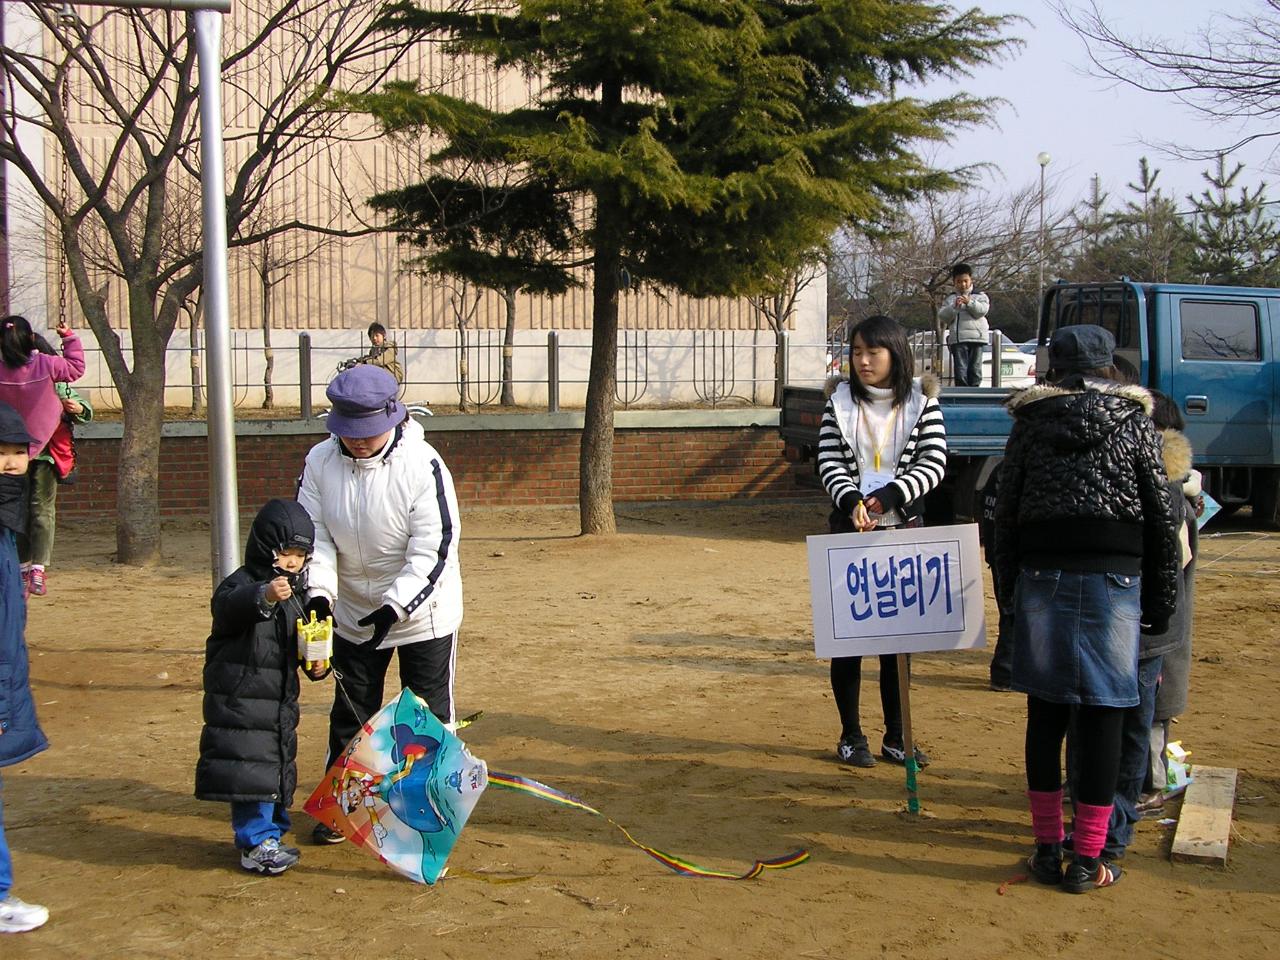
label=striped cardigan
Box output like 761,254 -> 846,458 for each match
817,374 -> 948,520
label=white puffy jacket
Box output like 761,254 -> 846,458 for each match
297,418 -> 463,648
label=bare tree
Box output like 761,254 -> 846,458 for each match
249,233 -> 338,409
0,2 -> 426,562
1056,1 -> 1280,160
830,180 -> 1072,361
180,291 -> 203,416
748,258 -> 822,405
446,283 -> 480,413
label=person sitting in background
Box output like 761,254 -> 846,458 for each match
361,323 -> 403,383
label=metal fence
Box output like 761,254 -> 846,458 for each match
71,323 -> 1027,415
74,329 -> 830,414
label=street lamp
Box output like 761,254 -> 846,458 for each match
1037,152 -> 1051,299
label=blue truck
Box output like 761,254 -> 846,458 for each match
780,279 -> 1280,524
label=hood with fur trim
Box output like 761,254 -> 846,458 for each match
1005,378 -> 1153,453
824,371 -> 940,401
1161,428 -> 1193,483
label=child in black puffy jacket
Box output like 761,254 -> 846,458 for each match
195,498 -> 328,874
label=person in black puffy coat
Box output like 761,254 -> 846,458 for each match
195,498 -> 328,875
994,325 -> 1178,894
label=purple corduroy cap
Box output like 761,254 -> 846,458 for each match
325,364 -> 406,438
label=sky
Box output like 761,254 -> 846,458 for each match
909,0 -> 1278,215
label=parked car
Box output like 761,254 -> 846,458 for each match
978,333 -> 1036,387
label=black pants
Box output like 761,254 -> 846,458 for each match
831,654 -> 906,743
326,631 -> 458,766
988,564 -> 1015,686
1026,696 -> 1123,807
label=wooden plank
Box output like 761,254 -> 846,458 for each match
1171,766 -> 1238,865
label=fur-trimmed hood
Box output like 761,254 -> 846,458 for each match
1004,377 -> 1154,452
1161,428 -> 1193,483
824,371 -> 940,401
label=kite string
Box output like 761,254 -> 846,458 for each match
487,770 -> 809,881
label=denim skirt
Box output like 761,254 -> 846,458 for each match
1010,567 -> 1141,707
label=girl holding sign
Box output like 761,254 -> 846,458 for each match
994,325 -> 1178,893
816,315 -> 947,769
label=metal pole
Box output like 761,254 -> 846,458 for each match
194,9 -> 238,581
990,328 -> 1002,388
776,329 -> 789,403
298,331 -> 312,420
1037,152 -> 1050,299
547,330 -> 559,413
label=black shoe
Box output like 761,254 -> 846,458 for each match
1062,856 -> 1121,893
835,735 -> 876,768
1026,842 -> 1063,885
312,822 -> 346,845
881,738 -> 930,767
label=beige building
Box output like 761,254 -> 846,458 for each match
1,3 -> 826,410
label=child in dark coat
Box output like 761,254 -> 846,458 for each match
0,402 -> 50,934
195,498 -> 329,874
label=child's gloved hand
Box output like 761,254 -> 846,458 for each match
306,595 -> 332,621
265,576 -> 293,603
357,605 -> 398,646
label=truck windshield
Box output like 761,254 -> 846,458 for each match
1044,283 -> 1142,380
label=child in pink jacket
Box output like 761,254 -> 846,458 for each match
0,315 -> 85,460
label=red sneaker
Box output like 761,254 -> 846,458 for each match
28,566 -> 46,596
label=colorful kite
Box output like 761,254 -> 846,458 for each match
304,688 -> 487,884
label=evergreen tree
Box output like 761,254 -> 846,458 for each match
1117,158 -> 1193,283
1187,157 -> 1280,286
369,171 -> 577,405
358,0 -> 1014,533
1066,160 -> 1194,284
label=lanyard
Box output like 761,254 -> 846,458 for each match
859,403 -> 900,472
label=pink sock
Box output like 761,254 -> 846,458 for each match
1027,789 -> 1064,845
1073,802 -> 1113,859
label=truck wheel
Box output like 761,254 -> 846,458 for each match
1252,469 -> 1280,530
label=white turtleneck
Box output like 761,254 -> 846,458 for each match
854,383 -> 907,483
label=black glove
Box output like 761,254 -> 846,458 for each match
357,604 -> 399,646
866,484 -> 905,514
305,595 -> 332,622
1140,616 -> 1170,636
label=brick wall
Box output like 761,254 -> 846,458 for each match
61,425 -> 821,520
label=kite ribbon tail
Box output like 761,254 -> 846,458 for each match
488,771 -> 809,880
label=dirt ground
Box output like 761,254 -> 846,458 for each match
3,502 -> 1278,959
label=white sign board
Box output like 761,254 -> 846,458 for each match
807,524 -> 987,659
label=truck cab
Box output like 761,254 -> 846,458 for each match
1041,280 -> 1279,517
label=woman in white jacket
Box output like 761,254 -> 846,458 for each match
296,365 -> 463,844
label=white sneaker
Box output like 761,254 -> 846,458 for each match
0,894 -> 49,933
239,837 -> 300,875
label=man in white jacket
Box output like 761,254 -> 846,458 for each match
296,365 -> 463,844
938,262 -> 991,387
